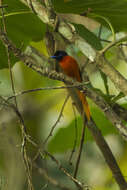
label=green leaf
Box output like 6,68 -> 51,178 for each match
0,0 -> 46,69
3,0 -> 46,43
91,106 -> 117,135
74,24 -> 102,50
0,69 -> 13,96
52,0 -> 127,31
88,84 -> 114,103
100,70 -> 109,95
48,117 -> 93,153
111,92 -> 125,103
3,0 -> 28,11
121,102 -> 127,110
48,105 -> 117,153
6,13 -> 45,44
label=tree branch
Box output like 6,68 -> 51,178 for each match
20,0 -> 127,98
33,162 -> 73,190
1,1 -> 127,189
87,119 -> 127,190
96,54 -> 127,96
44,151 -> 88,190
1,31 -> 127,189
20,0 -> 96,61
0,32 -> 127,139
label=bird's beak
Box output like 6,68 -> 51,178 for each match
50,56 -> 57,59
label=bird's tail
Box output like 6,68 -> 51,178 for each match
77,91 -> 91,121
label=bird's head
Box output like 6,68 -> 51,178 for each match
51,50 -> 68,61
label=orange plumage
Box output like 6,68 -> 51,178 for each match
51,51 -> 90,120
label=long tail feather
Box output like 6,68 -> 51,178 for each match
77,91 -> 90,121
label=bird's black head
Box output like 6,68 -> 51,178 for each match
51,50 -> 68,61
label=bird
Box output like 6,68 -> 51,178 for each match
51,50 -> 90,121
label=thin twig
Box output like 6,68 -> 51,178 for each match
32,94 -> 69,162
0,26 -> 127,189
5,125 -> 88,190
7,84 -> 86,100
0,95 -> 34,189
100,38 -> 112,43
0,32 -> 127,139
73,114 -> 86,179
20,0 -> 127,99
0,4 -> 34,190
13,107 -> 34,190
28,0 -> 37,14
28,137 -> 89,189
0,2 -> 18,108
20,0 -> 96,61
44,150 -> 89,190
33,161 -> 73,190
43,94 -> 70,146
4,93 -> 127,190
87,119 -> 127,190
99,35 -> 127,55
7,85 -> 127,130
69,104 -> 78,164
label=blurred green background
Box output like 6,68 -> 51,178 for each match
0,0 -> 127,190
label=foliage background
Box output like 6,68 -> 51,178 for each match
0,0 -> 127,190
